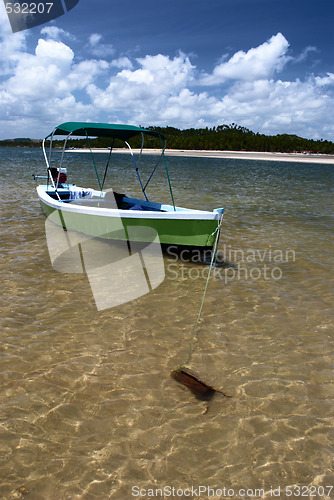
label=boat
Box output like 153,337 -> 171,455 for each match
36,122 -> 224,255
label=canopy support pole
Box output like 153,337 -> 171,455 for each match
125,140 -> 149,201
42,135 -> 61,200
85,130 -> 102,192
137,132 -> 144,167
59,133 -> 71,172
160,136 -> 176,211
101,139 -> 114,190
143,148 -> 165,192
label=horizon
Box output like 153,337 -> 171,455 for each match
1,123 -> 334,144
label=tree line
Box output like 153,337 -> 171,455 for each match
145,124 -> 334,154
1,124 -> 333,153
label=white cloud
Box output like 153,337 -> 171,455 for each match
201,33 -> 290,85
121,53 -> 194,89
0,6 -> 27,76
89,33 -> 102,46
160,89 -> 224,128
0,28 -> 97,134
0,16 -> 334,141
4,39 -> 74,100
216,78 -> 333,139
35,38 -> 74,64
294,45 -> 318,63
110,57 -> 133,69
86,53 -> 195,119
315,72 -> 334,87
65,60 -> 109,91
40,26 -> 74,41
86,33 -> 115,58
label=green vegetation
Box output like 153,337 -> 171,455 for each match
0,137 -> 37,147
1,124 -> 333,153
144,124 -> 334,154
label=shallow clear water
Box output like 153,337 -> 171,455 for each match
0,148 -> 333,500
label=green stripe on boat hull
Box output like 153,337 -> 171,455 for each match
40,201 -> 218,248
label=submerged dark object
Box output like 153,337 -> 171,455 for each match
16,486 -> 29,496
171,368 -> 228,400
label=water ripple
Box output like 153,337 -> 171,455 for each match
1,149 -> 333,499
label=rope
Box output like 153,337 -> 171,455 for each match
177,211 -> 224,370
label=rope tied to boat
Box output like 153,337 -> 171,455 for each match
177,211 -> 224,370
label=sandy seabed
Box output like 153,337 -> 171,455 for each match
69,148 -> 334,164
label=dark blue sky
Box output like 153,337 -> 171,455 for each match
57,0 -> 333,76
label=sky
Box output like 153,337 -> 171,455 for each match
0,0 -> 334,140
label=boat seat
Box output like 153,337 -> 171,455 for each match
104,191 -> 127,207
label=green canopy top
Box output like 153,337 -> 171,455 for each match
46,122 -> 166,142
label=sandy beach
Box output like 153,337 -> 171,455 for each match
165,149 -> 334,164
68,148 -> 334,164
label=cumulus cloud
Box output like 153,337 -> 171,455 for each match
110,57 -> 133,69
40,26 -> 74,41
0,7 -> 27,76
216,78 -> 332,139
35,38 -> 74,63
86,52 -> 195,123
4,39 -> 74,100
0,10 -> 334,141
315,72 -> 334,87
201,33 -> 290,85
0,23 -> 98,133
86,33 -> 115,58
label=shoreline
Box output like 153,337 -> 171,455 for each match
66,148 -> 334,164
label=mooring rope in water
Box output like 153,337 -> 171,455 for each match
178,212 -> 224,370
